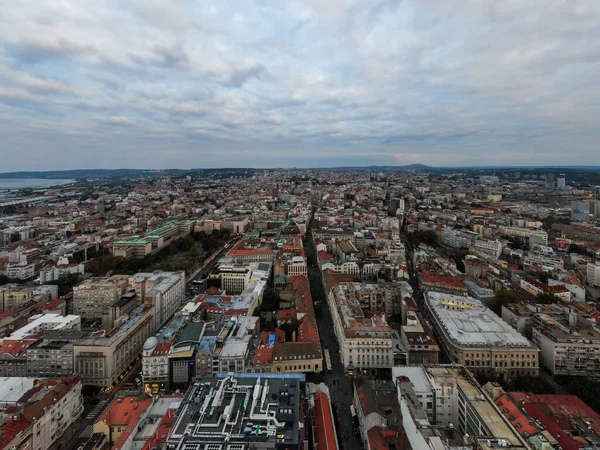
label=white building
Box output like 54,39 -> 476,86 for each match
588,262 -> 600,287
39,263 -> 85,284
132,271 -> 186,330
327,283 -> 393,374
10,313 -> 81,340
471,238 -> 503,258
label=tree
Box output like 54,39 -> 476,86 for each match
0,274 -> 10,286
569,243 -> 585,254
536,292 -> 561,304
491,289 -> 519,315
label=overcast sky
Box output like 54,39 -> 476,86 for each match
1,1 -> 599,171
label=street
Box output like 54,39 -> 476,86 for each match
305,228 -> 364,450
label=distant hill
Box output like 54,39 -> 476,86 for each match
2,164 -> 599,179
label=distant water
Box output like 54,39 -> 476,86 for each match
0,178 -> 75,191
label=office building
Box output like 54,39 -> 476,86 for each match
74,304 -> 155,387
425,291 -> 539,379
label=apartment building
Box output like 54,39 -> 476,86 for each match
0,375 -> 84,450
132,271 -> 186,330
425,291 -> 539,379
74,304 -> 155,387
393,365 -> 530,450
26,330 -> 90,378
532,312 -> 600,377
72,275 -> 129,321
588,262 -> 600,287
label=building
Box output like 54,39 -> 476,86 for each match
425,291 -> 539,379
93,393 -> 153,447
72,275 -> 129,321
219,265 -> 251,294
74,304 -> 155,387
26,330 -> 90,378
112,220 -> 194,258
532,312 -> 600,377
495,390 -> 600,450
326,275 -> 393,375
353,379 -> 405,450
227,239 -> 276,263
400,311 -> 440,365
498,226 -> 548,245
306,383 -> 338,450
132,271 -> 186,330
0,338 -> 36,377
0,375 -> 84,450
588,262 -> 600,288
393,365 -> 530,450
10,313 -> 81,340
166,373 -> 304,450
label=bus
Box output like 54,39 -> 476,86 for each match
324,348 -> 332,373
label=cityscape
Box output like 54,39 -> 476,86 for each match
0,168 -> 600,450
2,1 -> 600,450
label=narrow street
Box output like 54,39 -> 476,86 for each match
304,227 -> 364,450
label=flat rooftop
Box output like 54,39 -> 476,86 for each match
426,291 -> 535,349
168,374 -> 302,448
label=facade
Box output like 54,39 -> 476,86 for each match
0,375 -> 84,450
26,330 -> 90,378
72,275 -> 129,321
132,271 -> 186,330
112,220 -> 194,258
74,304 -> 155,387
327,281 -> 393,374
588,262 -> 600,288
166,374 -> 303,450
219,265 -> 251,294
532,312 -> 600,377
425,291 -> 539,379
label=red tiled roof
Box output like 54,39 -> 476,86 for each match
317,250 -> 333,260
151,343 -> 172,357
313,392 -> 336,450
0,418 -> 31,449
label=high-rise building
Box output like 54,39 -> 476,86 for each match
557,175 -> 566,188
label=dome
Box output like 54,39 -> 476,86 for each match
143,336 -> 158,351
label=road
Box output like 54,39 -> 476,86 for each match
304,227 -> 364,450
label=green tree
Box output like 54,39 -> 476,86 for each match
491,289 -> 519,315
536,292 -> 562,304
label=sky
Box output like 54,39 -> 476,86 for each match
1,0 -> 599,171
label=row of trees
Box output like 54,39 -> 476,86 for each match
490,289 -> 562,315
88,229 -> 231,276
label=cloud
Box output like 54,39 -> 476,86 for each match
0,0 -> 599,170
101,116 -> 135,126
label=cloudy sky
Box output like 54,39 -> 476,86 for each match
1,0 -> 599,171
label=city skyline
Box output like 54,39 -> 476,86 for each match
1,1 -> 599,171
